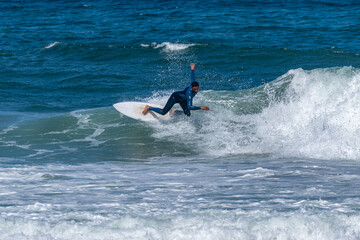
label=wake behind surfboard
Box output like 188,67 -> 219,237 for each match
113,102 -> 171,122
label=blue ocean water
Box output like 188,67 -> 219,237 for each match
2,1 -> 360,239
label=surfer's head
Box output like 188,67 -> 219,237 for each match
191,81 -> 199,93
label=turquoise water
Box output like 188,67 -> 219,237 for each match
2,1 -> 360,239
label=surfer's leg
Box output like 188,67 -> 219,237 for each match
161,93 -> 179,114
179,101 -> 191,116
173,110 -> 184,116
148,92 -> 179,115
148,107 -> 164,115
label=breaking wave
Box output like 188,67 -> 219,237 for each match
2,67 -> 360,161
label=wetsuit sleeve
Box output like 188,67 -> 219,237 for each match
191,69 -> 195,83
187,70 -> 201,110
187,93 -> 201,110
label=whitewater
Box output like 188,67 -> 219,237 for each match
3,67 -> 360,160
2,67 -> 360,239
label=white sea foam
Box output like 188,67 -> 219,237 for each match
0,158 -> 359,239
236,167 -> 275,178
69,110 -> 106,147
1,211 -> 360,240
254,67 -> 360,160
148,67 -> 360,160
141,42 -> 197,52
44,41 -> 60,49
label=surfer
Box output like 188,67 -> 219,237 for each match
142,63 -> 210,116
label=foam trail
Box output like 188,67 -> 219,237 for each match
44,41 -> 60,49
141,42 -> 197,52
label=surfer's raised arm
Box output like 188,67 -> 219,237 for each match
190,63 -> 195,83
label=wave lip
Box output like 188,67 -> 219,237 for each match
254,67 -> 360,160
141,42 -> 197,52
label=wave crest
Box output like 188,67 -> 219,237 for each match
141,42 -> 197,52
44,41 -> 60,49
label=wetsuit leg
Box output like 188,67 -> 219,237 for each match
149,92 -> 180,115
173,110 -> 184,116
179,100 -> 191,116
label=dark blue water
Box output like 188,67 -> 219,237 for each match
2,1 -> 360,113
2,1 -> 360,239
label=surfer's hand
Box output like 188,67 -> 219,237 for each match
201,106 -> 209,111
190,63 -> 195,70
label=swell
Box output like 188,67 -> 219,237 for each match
2,67 -> 360,161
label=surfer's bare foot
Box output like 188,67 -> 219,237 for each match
190,63 -> 195,70
142,105 -> 150,115
171,109 -> 175,115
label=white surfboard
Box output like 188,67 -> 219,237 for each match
113,102 -> 171,122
